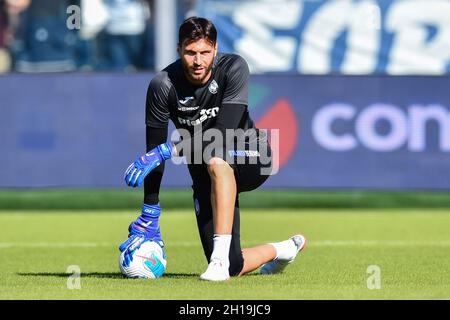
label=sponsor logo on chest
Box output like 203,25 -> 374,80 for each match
178,107 -> 220,126
178,97 -> 199,111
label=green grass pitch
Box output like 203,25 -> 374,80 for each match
0,208 -> 449,300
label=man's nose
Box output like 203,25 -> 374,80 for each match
194,53 -> 202,65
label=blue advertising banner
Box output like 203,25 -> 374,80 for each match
0,73 -> 191,188
196,0 -> 450,75
249,75 -> 450,190
1,73 -> 449,190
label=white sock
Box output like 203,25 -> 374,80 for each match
269,239 -> 296,260
210,234 -> 232,266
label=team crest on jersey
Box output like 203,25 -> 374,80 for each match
208,80 -> 218,94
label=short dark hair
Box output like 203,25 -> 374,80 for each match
178,17 -> 217,47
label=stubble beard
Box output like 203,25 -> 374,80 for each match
182,60 -> 214,85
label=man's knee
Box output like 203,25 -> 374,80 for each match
207,157 -> 233,179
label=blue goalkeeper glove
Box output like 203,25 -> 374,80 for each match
119,204 -> 163,252
124,143 -> 173,188
120,235 -> 150,268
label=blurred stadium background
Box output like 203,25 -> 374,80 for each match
1,0 -> 450,300
1,0 -> 450,203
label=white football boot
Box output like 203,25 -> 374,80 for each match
200,258 -> 230,281
260,234 -> 307,275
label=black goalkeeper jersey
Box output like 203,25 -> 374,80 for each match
145,53 -> 255,135
142,53 -> 269,205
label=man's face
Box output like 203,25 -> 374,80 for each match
178,38 -> 217,86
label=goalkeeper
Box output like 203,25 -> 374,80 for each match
120,17 -> 306,281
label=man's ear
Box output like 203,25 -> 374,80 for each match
177,45 -> 181,56
214,43 -> 218,57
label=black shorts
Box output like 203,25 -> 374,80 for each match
187,132 -> 272,276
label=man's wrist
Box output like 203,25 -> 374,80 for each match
157,142 -> 174,160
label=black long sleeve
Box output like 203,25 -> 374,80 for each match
143,126 -> 168,205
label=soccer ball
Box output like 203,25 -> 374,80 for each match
119,238 -> 167,279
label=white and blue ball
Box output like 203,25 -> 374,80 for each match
119,239 -> 167,279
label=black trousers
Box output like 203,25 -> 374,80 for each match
188,134 -> 272,276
